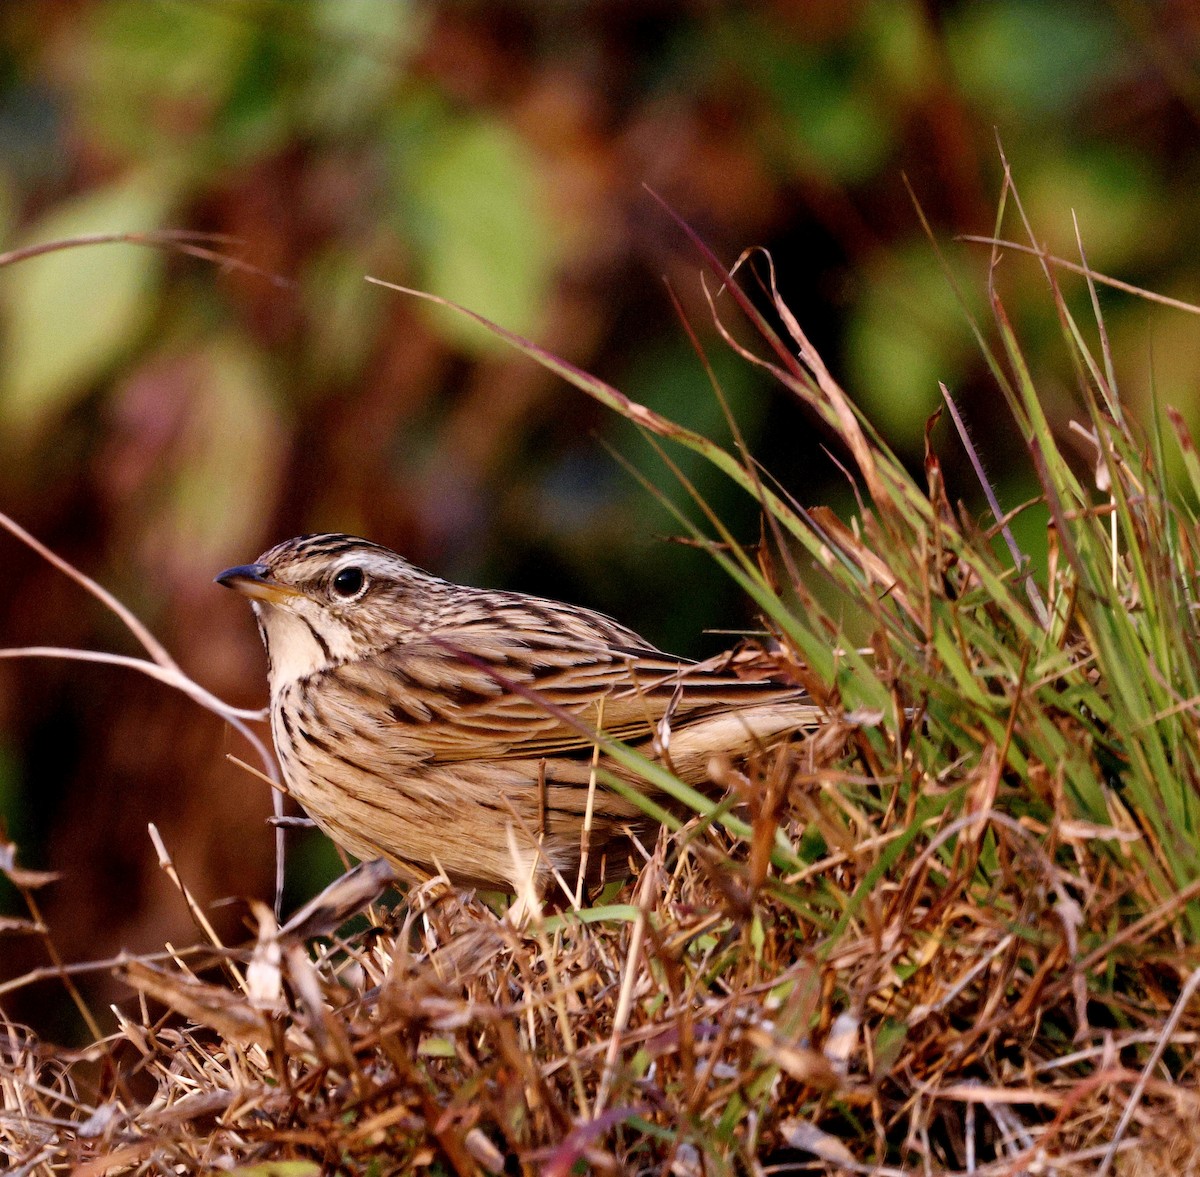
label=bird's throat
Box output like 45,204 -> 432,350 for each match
256,603 -> 337,688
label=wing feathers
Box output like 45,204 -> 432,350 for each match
321,628 -> 815,773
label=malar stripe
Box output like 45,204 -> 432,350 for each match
298,616 -> 332,661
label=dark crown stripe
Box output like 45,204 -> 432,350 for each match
291,533 -> 385,559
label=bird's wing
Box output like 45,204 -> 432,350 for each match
326,626 -> 815,765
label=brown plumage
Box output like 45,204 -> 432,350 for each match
217,533 -> 820,901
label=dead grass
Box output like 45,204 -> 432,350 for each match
7,178 -> 1200,1173
6,760 -> 1200,1174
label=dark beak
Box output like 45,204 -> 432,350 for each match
215,563 -> 304,604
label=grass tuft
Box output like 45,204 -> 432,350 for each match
7,198 -> 1200,1172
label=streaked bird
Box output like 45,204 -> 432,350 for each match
217,533 -> 820,904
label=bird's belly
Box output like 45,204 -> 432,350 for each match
269,695 -> 651,892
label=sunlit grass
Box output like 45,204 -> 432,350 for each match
6,184 -> 1200,1171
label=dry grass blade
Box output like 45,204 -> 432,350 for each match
0,514 -> 286,913
958,232 -> 1200,316
0,229 -> 294,288
8,200 -> 1200,1172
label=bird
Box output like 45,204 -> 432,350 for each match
217,533 -> 821,906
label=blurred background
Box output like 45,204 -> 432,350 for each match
1,0 -> 1199,1033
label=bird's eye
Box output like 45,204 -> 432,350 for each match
331,566 -> 367,600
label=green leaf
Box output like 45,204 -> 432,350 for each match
0,173 -> 175,436
80,0 -> 252,157
417,1035 -> 457,1057
406,116 -> 559,353
721,13 -> 895,183
872,1018 -> 909,1080
845,246 -> 981,449
1021,148 -> 1162,273
160,334 -> 285,568
946,1 -> 1122,120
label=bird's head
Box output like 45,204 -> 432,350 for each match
216,533 -> 445,688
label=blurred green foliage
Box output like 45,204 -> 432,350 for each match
1,175 -> 172,432
0,0 -> 1198,1014
946,1 -> 1122,118
406,111 -> 563,349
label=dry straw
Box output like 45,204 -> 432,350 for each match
6,180 -> 1200,1172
